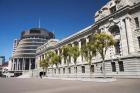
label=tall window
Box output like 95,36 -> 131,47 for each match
74,67 -> 77,73
58,68 -> 60,74
68,67 -> 71,74
90,65 -> 94,73
134,17 -> 139,28
111,62 -> 116,72
54,69 -> 56,74
118,61 -> 124,72
114,41 -> 120,55
110,6 -> 116,13
109,25 -> 120,36
82,66 -> 85,73
63,68 -> 65,74
138,36 -> 140,48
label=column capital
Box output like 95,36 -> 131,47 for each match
76,39 -> 81,42
125,16 -> 131,20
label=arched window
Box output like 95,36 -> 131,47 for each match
109,25 -> 120,36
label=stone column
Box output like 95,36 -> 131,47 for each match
61,47 -> 65,66
125,16 -> 135,53
16,59 -> 18,71
120,18 -> 129,56
11,59 -> 14,71
71,43 -> 75,64
21,58 -> 23,70
29,58 -> 31,70
18,58 -> 21,70
13,59 -> 16,71
17,58 -> 19,70
78,40 -> 82,62
12,59 -> 15,71
13,61 -> 15,71
22,58 -> 25,70
57,49 -> 60,67
14,59 -> 16,71
86,36 -> 89,44
18,58 -> 20,71
22,59 -> 24,70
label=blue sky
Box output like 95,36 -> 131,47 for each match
0,0 -> 108,60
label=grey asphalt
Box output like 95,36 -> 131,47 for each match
0,78 -> 140,93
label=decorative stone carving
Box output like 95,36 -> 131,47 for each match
117,0 -> 132,9
106,18 -> 120,29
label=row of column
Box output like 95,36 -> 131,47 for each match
11,58 -> 35,71
39,36 -> 90,66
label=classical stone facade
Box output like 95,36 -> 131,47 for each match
36,0 -> 140,78
9,28 -> 54,74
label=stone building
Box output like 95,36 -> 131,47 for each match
36,0 -> 140,78
9,28 -> 55,75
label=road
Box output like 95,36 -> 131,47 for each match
0,78 -> 140,93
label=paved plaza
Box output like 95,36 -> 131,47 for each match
0,78 -> 140,93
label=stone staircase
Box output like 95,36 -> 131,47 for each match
17,69 -> 39,78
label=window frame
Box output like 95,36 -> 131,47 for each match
81,66 -> 85,73
118,61 -> 124,72
111,62 -> 116,72
134,17 -> 139,28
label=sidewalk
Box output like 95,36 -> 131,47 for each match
45,77 -> 116,82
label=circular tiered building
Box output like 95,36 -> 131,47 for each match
11,28 -> 54,74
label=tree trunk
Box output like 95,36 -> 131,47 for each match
52,66 -> 53,77
89,65 -> 91,79
75,64 -> 77,78
101,51 -> 106,79
45,68 -> 47,77
67,61 -> 69,78
43,68 -> 45,77
102,60 -> 106,78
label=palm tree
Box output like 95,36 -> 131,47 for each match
70,45 -> 80,76
94,32 -> 115,78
